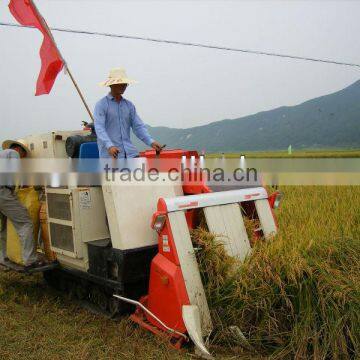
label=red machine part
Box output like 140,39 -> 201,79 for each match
140,149 -> 211,194
129,298 -> 186,349
268,190 -> 281,209
266,190 -> 281,230
130,198 -> 192,341
130,149 -> 280,345
145,199 -> 189,333
138,193 -> 280,343
140,148 -> 199,159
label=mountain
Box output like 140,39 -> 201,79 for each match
133,80 -> 360,152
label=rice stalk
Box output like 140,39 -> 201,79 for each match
191,186 -> 360,359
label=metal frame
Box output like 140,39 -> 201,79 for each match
163,187 -> 267,212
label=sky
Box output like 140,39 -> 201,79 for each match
1,0 -> 360,142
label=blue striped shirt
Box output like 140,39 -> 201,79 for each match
0,149 -> 19,159
94,94 -> 154,158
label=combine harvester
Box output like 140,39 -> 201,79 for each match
1,129 -> 282,358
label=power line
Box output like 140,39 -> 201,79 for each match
1,21 -> 360,68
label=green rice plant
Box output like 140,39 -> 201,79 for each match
191,186 -> 360,359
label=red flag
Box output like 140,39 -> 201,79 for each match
9,0 -> 64,95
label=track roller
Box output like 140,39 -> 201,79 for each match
90,285 -> 108,312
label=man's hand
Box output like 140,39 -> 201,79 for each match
108,146 -> 120,158
151,141 -> 164,152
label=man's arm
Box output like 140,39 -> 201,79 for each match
3,150 -> 19,190
94,101 -> 114,150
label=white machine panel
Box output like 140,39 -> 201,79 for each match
204,204 -> 251,261
168,211 -> 213,336
46,186 -> 109,270
102,175 -> 183,251
255,199 -> 277,239
163,187 -> 268,212
21,130 -> 90,158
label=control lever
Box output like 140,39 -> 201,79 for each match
156,144 -> 166,156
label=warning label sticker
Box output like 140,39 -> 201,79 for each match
162,235 -> 170,252
79,189 -> 92,209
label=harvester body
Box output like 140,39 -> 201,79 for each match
131,185 -> 277,357
1,132 -> 280,358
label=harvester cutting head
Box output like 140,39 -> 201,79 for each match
123,152 -> 279,358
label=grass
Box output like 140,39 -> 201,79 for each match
0,271 -> 188,360
0,182 -> 359,358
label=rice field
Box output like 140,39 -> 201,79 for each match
0,154 -> 359,359
207,149 -> 360,158
193,186 -> 360,359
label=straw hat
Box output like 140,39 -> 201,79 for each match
2,139 -> 30,155
99,68 -> 138,87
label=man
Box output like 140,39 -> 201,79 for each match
0,140 -> 42,270
94,68 -> 163,158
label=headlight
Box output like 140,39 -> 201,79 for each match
153,214 -> 167,233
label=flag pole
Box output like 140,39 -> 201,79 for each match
63,67 -> 95,122
30,0 -> 94,122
